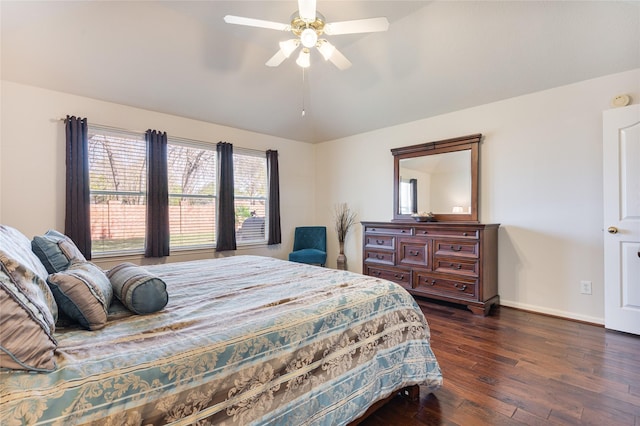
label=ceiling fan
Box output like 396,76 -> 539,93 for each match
224,0 -> 389,70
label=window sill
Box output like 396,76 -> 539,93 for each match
91,242 -> 270,266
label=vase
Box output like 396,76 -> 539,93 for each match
337,241 -> 347,270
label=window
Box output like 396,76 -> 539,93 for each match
234,148 -> 268,243
399,178 -> 417,214
167,140 -> 217,249
88,127 -> 147,254
87,125 -> 269,256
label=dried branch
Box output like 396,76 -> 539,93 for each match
334,203 -> 357,243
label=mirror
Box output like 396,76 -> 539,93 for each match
392,134 -> 481,222
398,150 -> 471,215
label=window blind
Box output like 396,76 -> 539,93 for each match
167,142 -> 217,248
86,125 -> 270,255
234,148 -> 268,243
88,127 -> 147,254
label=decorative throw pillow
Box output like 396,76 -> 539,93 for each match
0,225 -> 58,324
0,255 -> 57,372
47,261 -> 113,330
107,263 -> 168,314
31,229 -> 86,274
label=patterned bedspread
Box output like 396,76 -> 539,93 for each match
1,256 -> 442,425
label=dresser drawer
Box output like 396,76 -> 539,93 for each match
365,266 -> 411,290
364,225 -> 412,236
414,228 -> 479,239
413,272 -> 477,300
433,258 -> 479,277
363,250 -> 395,266
364,234 -> 396,251
398,240 -> 428,267
434,239 -> 479,258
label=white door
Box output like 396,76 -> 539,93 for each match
603,104 -> 640,335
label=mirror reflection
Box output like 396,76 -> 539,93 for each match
398,150 -> 471,215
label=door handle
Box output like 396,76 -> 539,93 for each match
607,226 -> 618,234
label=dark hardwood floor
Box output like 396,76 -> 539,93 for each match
360,299 -> 640,426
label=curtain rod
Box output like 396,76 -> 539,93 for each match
58,118 -> 267,154
58,119 -> 146,135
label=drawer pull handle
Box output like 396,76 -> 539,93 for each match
462,232 -> 468,236
376,239 -> 385,245
450,245 -> 462,252
449,263 -> 462,269
401,230 -> 407,233
394,274 -> 405,280
373,271 -> 381,277
454,283 -> 467,291
409,250 -> 419,256
421,231 -> 428,235
428,279 -> 436,286
376,254 -> 384,259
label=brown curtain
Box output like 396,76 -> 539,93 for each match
266,150 -> 281,245
145,130 -> 170,257
64,115 -> 92,259
216,142 -> 236,251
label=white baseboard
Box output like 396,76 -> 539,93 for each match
499,299 -> 604,325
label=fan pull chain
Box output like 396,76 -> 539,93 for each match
301,68 -> 306,117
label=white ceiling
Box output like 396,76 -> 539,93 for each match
2,1 -> 638,143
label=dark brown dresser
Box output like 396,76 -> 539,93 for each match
362,221 -> 499,315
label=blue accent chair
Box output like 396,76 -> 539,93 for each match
288,226 -> 327,266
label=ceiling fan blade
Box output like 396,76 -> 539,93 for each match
327,46 -> 352,70
223,15 -> 290,31
324,17 -> 389,35
266,49 -> 288,67
298,0 -> 316,22
279,39 -> 300,57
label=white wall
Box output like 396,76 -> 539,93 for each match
315,68 -> 640,324
0,81 -> 316,269
3,70 -> 639,323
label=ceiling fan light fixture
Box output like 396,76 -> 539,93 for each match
224,3 -> 389,71
279,39 -> 299,57
296,48 -> 311,68
317,40 -> 335,60
300,28 -> 318,48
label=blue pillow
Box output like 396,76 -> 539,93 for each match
107,263 -> 168,314
32,230 -> 86,274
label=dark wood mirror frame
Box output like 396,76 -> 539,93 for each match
392,133 -> 481,223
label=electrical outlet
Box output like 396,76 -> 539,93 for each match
580,280 -> 592,295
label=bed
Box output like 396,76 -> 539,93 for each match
0,227 -> 442,425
